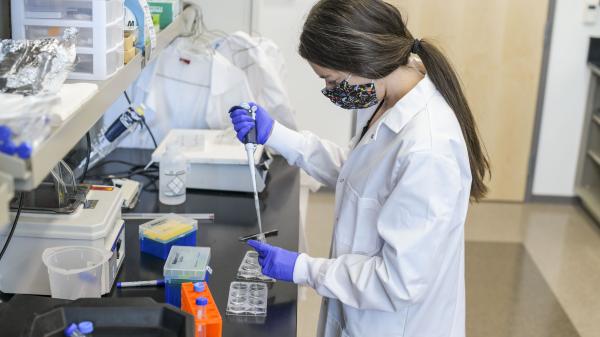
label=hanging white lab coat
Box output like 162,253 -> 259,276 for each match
109,37 -> 254,149
266,75 -> 471,337
213,32 -> 298,130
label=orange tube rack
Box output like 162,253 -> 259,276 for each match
181,282 -> 223,337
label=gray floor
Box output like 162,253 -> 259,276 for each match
298,192 -> 600,337
466,242 -> 579,337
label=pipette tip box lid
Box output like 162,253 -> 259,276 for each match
139,213 -> 197,259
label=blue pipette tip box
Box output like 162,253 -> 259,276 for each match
139,214 -> 197,260
163,246 -> 211,307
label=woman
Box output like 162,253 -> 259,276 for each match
229,0 -> 490,336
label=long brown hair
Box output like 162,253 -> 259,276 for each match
299,0 -> 490,201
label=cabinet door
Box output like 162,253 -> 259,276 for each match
391,0 -> 549,201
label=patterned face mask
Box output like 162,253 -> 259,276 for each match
321,75 -> 379,110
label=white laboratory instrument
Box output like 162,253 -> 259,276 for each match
0,186 -> 125,296
151,129 -> 270,193
112,178 -> 142,209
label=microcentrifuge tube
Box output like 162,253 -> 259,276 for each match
195,297 -> 208,337
197,323 -> 206,337
196,297 -> 208,319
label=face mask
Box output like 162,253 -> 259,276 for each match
321,75 -> 379,110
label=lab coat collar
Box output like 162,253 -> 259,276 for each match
378,75 -> 437,136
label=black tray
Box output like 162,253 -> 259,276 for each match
27,297 -> 194,337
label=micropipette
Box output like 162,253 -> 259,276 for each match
231,103 -> 266,242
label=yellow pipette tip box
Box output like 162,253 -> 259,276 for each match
139,214 -> 198,259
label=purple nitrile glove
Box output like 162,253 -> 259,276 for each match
228,102 -> 274,144
247,240 -> 299,282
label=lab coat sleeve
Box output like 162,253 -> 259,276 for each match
293,151 -> 464,312
266,121 -> 349,188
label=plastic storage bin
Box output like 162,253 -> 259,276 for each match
42,246 -> 112,300
11,0 -> 125,80
164,246 -> 211,307
29,297 -> 195,337
24,22 -> 123,48
21,0 -> 124,21
139,214 -> 197,259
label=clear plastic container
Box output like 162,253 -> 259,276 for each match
139,214 -> 197,259
236,251 -> 275,283
226,281 -> 268,317
71,44 -> 124,78
24,21 -> 123,49
164,246 -> 211,280
42,246 -> 111,300
23,0 -> 124,22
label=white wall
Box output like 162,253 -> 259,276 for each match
532,0 -> 600,196
253,0 -> 352,146
194,0 -> 253,34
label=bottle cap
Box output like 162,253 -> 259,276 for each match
0,125 -> 11,141
63,323 -> 79,337
193,282 -> 205,293
0,140 -> 16,155
78,321 -> 94,334
196,297 -> 208,306
16,143 -> 32,159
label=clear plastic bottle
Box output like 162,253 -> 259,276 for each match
159,141 -> 187,205
195,297 -> 208,337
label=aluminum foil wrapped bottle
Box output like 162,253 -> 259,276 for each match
0,27 -> 77,95
0,29 -> 77,158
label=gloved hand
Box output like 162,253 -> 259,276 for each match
228,103 -> 274,144
247,240 -> 299,282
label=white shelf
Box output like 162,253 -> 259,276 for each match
0,8 -> 193,191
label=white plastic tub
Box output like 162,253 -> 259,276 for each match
71,43 -> 124,79
24,21 -> 123,49
42,246 -> 111,300
22,0 -> 124,22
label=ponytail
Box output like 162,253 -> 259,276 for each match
414,39 -> 491,200
299,0 -> 491,201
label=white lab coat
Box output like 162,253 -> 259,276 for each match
266,75 -> 471,337
109,37 -> 254,149
213,32 -> 298,130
